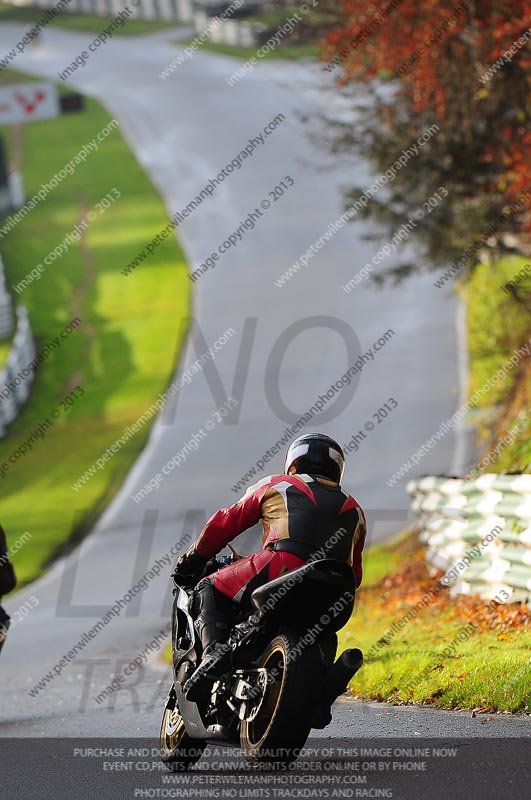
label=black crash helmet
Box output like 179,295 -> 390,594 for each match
284,433 -> 345,483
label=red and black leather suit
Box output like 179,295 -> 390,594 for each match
184,472 -> 366,697
196,472 -> 366,605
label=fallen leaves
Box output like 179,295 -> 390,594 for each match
362,534 -> 531,634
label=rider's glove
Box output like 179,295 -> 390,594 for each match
172,546 -> 209,586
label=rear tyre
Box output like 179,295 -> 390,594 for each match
160,685 -> 206,772
240,630 -> 323,766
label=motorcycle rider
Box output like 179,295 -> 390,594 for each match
173,433 -> 366,700
0,524 -> 17,656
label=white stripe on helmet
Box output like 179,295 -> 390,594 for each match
284,442 -> 309,473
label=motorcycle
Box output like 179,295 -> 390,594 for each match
160,549 -> 364,770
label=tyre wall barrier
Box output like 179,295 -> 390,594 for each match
0,306 -> 36,437
194,12 -> 264,46
29,0 -> 194,22
0,255 -> 14,339
16,1 -> 269,44
408,474 -> 531,604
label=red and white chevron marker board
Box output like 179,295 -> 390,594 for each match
0,82 -> 60,126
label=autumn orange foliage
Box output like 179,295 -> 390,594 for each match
325,1 -> 531,216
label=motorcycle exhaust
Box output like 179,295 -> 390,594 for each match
325,648 -> 363,704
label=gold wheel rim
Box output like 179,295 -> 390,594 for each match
246,643 -> 286,749
161,706 -> 186,754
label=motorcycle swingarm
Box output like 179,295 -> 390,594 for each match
227,668 -> 268,722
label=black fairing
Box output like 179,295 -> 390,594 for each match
250,559 -> 355,632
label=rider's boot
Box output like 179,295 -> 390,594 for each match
183,580 -> 234,702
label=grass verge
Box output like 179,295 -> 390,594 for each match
0,69 -> 190,587
0,338 -> 10,367
461,255 -> 531,471
340,533 -> 531,713
178,38 -> 322,61
0,3 -> 181,35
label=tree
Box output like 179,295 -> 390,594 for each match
322,0 -> 531,282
